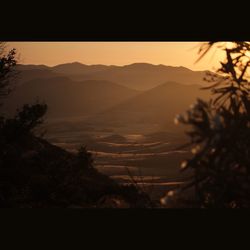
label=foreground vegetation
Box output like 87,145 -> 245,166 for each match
164,42 -> 250,208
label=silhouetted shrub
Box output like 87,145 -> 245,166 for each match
0,43 -> 17,105
77,146 -> 94,170
171,42 -> 250,208
0,103 -> 47,142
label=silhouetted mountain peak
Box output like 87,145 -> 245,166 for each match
122,63 -> 195,72
52,62 -> 112,75
123,63 -> 156,69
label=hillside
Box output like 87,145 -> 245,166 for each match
3,77 -> 140,118
93,81 -> 210,128
15,66 -> 62,85
0,128 -> 151,208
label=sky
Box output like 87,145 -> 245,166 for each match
8,42 -> 225,71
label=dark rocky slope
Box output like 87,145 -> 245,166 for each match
0,130 -> 151,208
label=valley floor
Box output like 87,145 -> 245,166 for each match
45,117 -> 192,202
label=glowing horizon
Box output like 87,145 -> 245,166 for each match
8,42 -> 225,71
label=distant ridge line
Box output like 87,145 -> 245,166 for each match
17,62 -> 209,73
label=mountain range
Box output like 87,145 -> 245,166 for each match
3,62 -> 211,128
16,62 -> 209,90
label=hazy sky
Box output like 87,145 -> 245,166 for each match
8,42 -> 225,71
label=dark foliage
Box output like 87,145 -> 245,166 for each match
0,103 -> 47,142
173,42 -> 250,208
77,146 -> 94,170
0,43 -> 17,105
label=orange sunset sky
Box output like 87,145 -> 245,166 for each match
8,42 -> 225,71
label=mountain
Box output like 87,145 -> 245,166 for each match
94,81 -> 210,128
15,65 -> 62,85
3,77 -> 140,118
16,64 -> 50,71
64,63 -> 209,90
15,62 -> 210,91
52,62 -> 114,75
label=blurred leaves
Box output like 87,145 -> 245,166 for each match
176,42 -> 250,208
